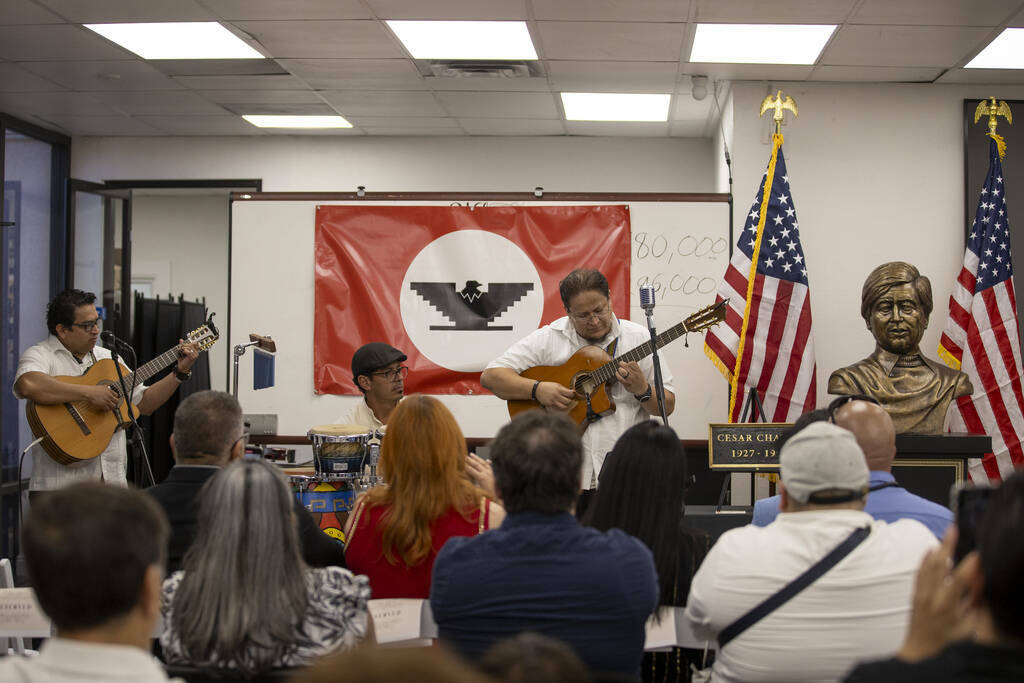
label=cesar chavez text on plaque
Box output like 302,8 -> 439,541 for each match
708,423 -> 791,471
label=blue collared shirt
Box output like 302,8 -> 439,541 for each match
430,511 -> 659,678
752,471 -> 953,539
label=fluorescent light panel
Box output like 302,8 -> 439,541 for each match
386,20 -> 537,60
690,24 -> 836,64
85,22 -> 263,60
561,93 -> 670,122
243,115 -> 352,129
966,28 -> 1024,69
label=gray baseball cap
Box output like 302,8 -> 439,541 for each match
780,421 -> 869,505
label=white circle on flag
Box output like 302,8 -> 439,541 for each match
401,230 -> 543,372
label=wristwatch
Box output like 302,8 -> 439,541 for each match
633,384 -> 653,403
172,367 -> 192,382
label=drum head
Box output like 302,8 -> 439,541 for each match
309,424 -> 370,438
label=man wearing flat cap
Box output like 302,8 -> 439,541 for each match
684,422 -> 938,683
335,342 -> 408,431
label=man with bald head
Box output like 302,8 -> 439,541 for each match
752,397 -> 952,538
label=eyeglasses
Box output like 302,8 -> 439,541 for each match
569,305 -> 610,323
69,318 -> 101,331
371,366 -> 409,381
827,394 -> 881,422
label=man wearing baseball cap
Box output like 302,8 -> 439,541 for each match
684,422 -> 938,682
335,342 -> 408,431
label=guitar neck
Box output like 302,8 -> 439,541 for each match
125,345 -> 181,386
592,320 -> 691,385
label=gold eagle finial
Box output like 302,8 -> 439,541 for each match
974,97 -> 1012,137
759,90 -> 798,135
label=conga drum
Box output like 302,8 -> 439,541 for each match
307,424 -> 372,480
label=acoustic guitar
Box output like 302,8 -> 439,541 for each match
25,317 -> 219,466
507,300 -> 727,428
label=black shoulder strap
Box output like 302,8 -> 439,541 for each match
717,525 -> 871,649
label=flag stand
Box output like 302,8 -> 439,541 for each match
716,387 -> 768,512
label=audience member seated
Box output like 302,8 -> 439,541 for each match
160,459 -> 370,675
479,632 -> 592,683
684,422 -> 938,682
583,420 -> 711,683
753,396 -> 952,537
291,645 -> 494,683
430,411 -> 659,679
0,482 -> 177,682
844,470 -> 1024,682
344,394 -> 504,598
146,390 -> 345,572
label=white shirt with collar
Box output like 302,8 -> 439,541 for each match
684,510 -> 938,683
0,638 -> 182,682
335,397 -> 385,434
486,315 -> 674,489
13,335 -> 147,491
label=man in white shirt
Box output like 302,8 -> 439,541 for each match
13,289 -> 199,493
684,421 -> 938,683
481,268 -> 674,515
334,342 -> 408,431
0,482 -> 181,682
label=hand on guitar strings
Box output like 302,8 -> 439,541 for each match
535,381 -> 578,412
83,383 -> 121,411
176,340 -> 200,372
614,360 -> 650,395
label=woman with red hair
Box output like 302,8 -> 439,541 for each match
344,394 -> 504,598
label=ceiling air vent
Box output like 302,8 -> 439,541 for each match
425,60 -> 544,79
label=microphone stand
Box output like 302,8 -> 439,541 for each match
642,307 -> 670,426
108,337 -> 156,488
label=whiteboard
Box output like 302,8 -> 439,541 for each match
230,200 -> 730,439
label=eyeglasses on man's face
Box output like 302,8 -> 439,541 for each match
568,305 -> 610,323
371,365 -> 409,382
69,318 -> 102,332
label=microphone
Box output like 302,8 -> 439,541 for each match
639,284 -> 656,314
100,330 -> 118,346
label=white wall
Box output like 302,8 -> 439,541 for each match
130,195 -> 229,391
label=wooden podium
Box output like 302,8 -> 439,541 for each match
892,433 -> 991,507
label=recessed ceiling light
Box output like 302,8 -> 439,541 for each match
386,20 -> 538,60
561,93 -> 671,122
966,28 -> 1024,69
690,24 -> 836,65
242,115 -> 353,129
84,22 -> 263,60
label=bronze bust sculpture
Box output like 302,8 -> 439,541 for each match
828,262 -> 973,434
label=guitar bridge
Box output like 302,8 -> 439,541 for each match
64,403 -> 91,435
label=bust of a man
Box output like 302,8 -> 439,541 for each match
828,261 -> 973,434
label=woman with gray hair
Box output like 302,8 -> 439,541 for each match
160,458 -> 371,674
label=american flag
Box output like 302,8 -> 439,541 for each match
705,134 -> 817,422
939,136 -> 1024,483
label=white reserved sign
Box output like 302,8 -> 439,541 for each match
0,588 -> 51,637
368,599 -> 426,643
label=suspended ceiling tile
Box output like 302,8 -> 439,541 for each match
536,21 -> 685,61
671,95 -> 714,121
850,0 -> 1013,27
197,89 -> 325,105
681,63 -> 815,81
822,25 -> 993,67
548,61 -> 679,92
342,115 -> 460,128
0,25 -> 134,61
458,118 -> 565,135
171,74 -> 310,90
260,127 -> 364,135
91,90 -> 229,115
20,60 -> 184,91
33,114 -> 165,136
533,0 -> 689,22
232,20 -> 404,59
137,114 -> 266,135
809,65 -> 942,82
565,121 -> 671,136
669,120 -> 711,137
0,0 -> 65,25
149,59 -> 287,77
278,58 -> 427,89
203,0 -> 371,20
0,63 -> 67,91
693,0 -> 857,24
221,102 -> 336,115
359,126 -> 465,135
426,76 -> 552,92
0,90 -> 116,116
435,91 -> 559,118
1013,7 -> 1024,26
319,91 -> 446,117
365,0 -> 528,20
34,0 -> 216,22
935,68 -> 1024,84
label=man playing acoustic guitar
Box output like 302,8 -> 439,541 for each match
481,269 -> 675,516
13,289 -> 200,496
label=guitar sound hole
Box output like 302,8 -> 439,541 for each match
574,374 -> 596,396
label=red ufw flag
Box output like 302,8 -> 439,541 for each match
314,205 -> 631,395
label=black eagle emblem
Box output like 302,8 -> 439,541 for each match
410,280 -> 534,330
